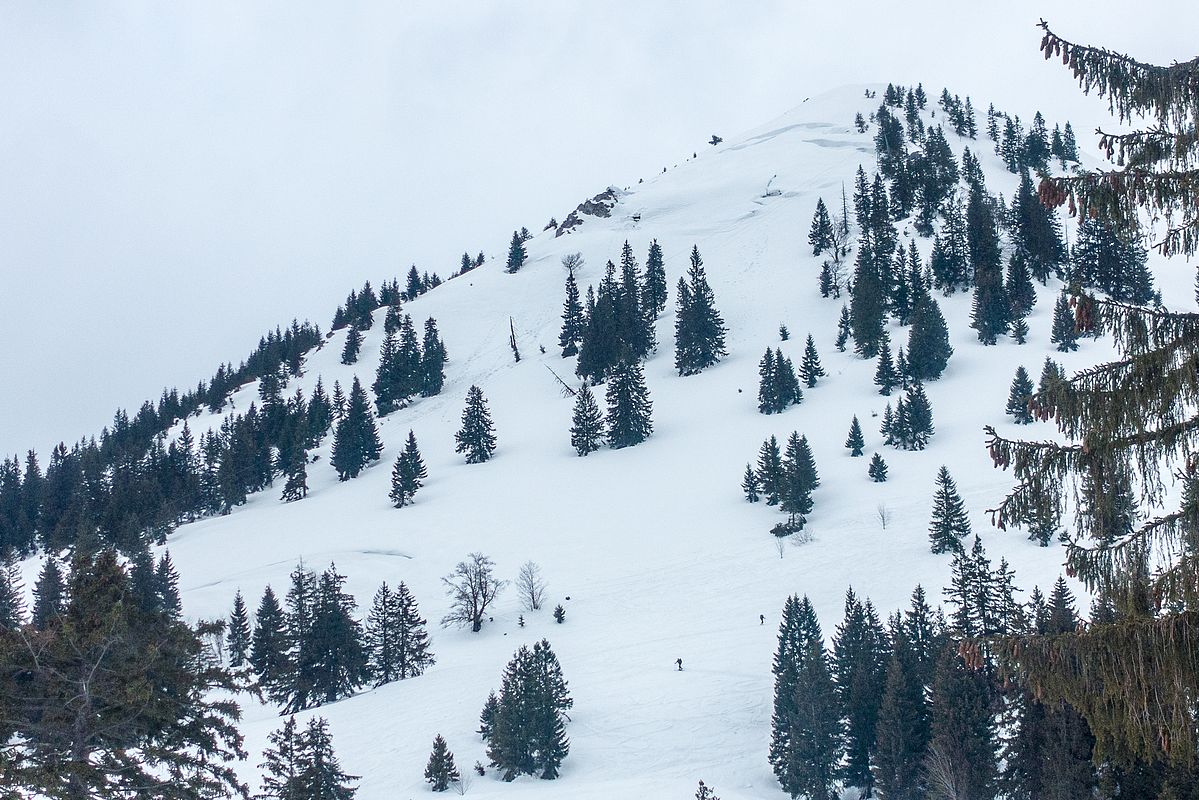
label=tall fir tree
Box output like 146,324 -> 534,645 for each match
424,735 -> 461,792
455,385 -> 497,464
809,198 -> 835,256
1006,366 -> 1035,424
558,268 -> 585,357
868,452 -> 889,482
874,337 -> 900,395
928,466 -> 971,554
505,230 -> 527,273
967,186 -> 1009,344
1050,292 -> 1079,352
926,647 -> 997,800
674,246 -> 728,375
420,318 -> 448,398
251,585 -> 289,696
906,294 -> 953,382
872,633 -> 931,800
769,595 -> 842,800
605,358 -> 653,449
487,640 -> 572,780
832,590 -> 888,796
569,382 -> 605,456
642,239 -> 669,320
742,463 -> 761,502
799,334 -> 826,388
757,435 -> 784,505
845,416 -> 865,457
365,581 -> 434,685
30,556 -> 66,630
227,589 -> 252,668
340,326 -> 363,366
330,378 -> 382,480
835,304 -> 852,352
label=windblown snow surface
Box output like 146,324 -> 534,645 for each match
33,85 -> 1195,798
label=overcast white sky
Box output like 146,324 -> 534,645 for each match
0,1 -> 1193,456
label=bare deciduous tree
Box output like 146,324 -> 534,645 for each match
441,553 -> 506,633
876,503 -> 891,530
924,741 -> 966,800
561,252 -> 584,272
515,561 -> 547,612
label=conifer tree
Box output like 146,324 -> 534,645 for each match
642,239 -> 668,319
926,647 -> 997,800
874,337 -> 900,395
569,382 -> 604,456
605,358 -> 653,449
1010,170 -> 1066,283
809,198 -> 835,255
259,716 -> 303,800
799,334 -> 826,388
340,326 -> 363,365
576,263 -> 622,384
455,385 -> 497,463
898,382 -> 935,450
832,590 -> 888,795
387,430 -> 426,508
366,581 -> 434,685
424,735 -> 461,792
251,585 -> 289,695
742,463 -> 761,502
155,551 -> 182,618
285,564 -> 368,711
928,466 -> 971,554
281,446 -> 308,502
906,292 -> 953,383
835,304 -> 852,352
0,557 -> 25,628
30,556 -> 66,630
757,435 -> 784,505
674,246 -> 728,375
1070,217 -> 1156,304
868,453 -> 888,482
295,717 -> 358,799
331,379 -> 382,480
616,240 -> 655,359
505,231 -> 527,273
487,640 -> 572,780
967,186 -> 1009,344
769,595 -> 842,800
845,416 -> 865,456
872,633 -> 931,800
1006,366 -> 1034,424
308,378 -> 333,445
1050,292 -> 1079,352
420,318 -> 448,398
228,590 -> 252,668
558,268 -> 585,357
851,240 -> 888,359
930,197 -> 971,294
479,692 -> 499,741
779,432 -> 816,532
1005,253 -> 1037,321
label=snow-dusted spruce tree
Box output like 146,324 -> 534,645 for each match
455,385 -> 497,464
486,640 -> 572,780
558,268 -> 585,357
674,245 -> 728,375
424,735 -> 460,792
505,230 -> 527,273
642,239 -> 668,319
605,357 -> 653,449
1006,366 -> 1034,424
845,416 -> 865,457
569,382 -> 604,456
441,553 -> 506,633
981,22 -> 1199,766
928,466 -> 971,554
227,590 -> 251,667
330,378 -> 382,480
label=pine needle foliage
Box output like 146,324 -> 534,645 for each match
980,22 -> 1199,767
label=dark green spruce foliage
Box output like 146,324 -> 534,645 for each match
617,240 -> 655,359
331,379 -> 382,480
478,692 -> 498,741
758,348 -> 803,414
742,463 -> 761,502
283,563 -> 369,712
868,453 -> 888,482
1010,170 -> 1066,282
424,735 -> 460,792
930,197 -> 971,294
926,646 -> 997,800
968,186 -> 1009,344
340,326 -> 363,365
420,318 -> 448,398
605,358 -> 653,449
251,585 -> 289,694
389,431 -> 425,508
1005,253 -> 1037,319
1050,292 -> 1079,352
832,590 -> 888,795
487,639 -> 572,780
373,314 -> 423,415
30,557 -> 66,630
874,337 -> 900,395
0,558 -> 25,628
846,416 -> 865,456
779,432 -> 818,532
872,633 -> 931,800
569,382 -> 605,456
227,590 -> 252,668
365,581 -> 433,685
1070,217 -> 1155,304
850,236 -> 889,358
885,383 -> 935,450
1002,579 -> 1095,800
260,716 -> 358,800
835,304 -> 852,352
642,239 -> 668,319
455,385 -> 497,463
809,198 -> 835,255
558,269 -> 585,357
769,595 -> 842,800
1007,366 -> 1035,424
928,466 -> 971,554
799,335 -> 825,388
906,294 -> 953,381
576,262 -> 622,384
505,231 -> 527,273
757,436 -> 784,505
674,246 -> 728,375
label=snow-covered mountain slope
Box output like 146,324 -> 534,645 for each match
52,85 -> 1193,798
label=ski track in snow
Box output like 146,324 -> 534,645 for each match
20,83 -> 1196,799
